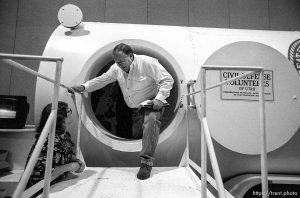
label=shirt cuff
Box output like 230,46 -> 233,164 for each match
82,83 -> 89,92
155,93 -> 167,103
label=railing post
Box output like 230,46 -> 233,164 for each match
201,118 -> 227,198
42,60 -> 63,198
187,80 -> 196,108
183,94 -> 190,166
200,68 -> 207,198
0,53 -> 69,197
183,81 -> 197,167
76,95 -> 83,159
12,113 -> 55,198
187,65 -> 267,198
259,70 -> 268,198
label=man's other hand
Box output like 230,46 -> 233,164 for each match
71,85 -> 85,93
152,99 -> 164,110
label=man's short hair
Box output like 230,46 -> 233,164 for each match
113,43 -> 133,57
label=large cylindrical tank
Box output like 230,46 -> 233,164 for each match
35,23 -> 300,178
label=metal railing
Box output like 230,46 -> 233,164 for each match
186,65 -> 268,198
0,53 -> 73,198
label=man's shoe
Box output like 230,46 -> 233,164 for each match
137,163 -> 152,180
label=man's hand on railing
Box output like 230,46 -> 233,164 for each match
70,85 -> 85,93
69,154 -> 85,173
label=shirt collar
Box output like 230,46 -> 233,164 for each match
131,54 -> 136,67
128,54 -> 136,73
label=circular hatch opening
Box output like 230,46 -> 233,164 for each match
79,39 -> 185,151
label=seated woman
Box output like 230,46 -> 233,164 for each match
25,101 -> 85,193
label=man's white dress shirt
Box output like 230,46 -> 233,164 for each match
83,54 -> 174,108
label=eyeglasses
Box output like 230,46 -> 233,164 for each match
67,108 -> 72,115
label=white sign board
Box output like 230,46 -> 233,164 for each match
220,70 -> 274,101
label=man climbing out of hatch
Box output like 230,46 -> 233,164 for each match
71,43 -> 174,180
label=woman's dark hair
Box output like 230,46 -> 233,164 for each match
36,101 -> 69,136
112,43 -> 133,57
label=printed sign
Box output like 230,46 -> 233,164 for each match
220,70 -> 274,101
288,39 -> 300,75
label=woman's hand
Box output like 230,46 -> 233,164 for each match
74,159 -> 85,173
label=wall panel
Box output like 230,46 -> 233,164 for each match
189,0 -> 229,28
63,0 -> 106,22
11,27 -> 56,124
11,0 -> 63,124
229,0 -> 269,30
148,0 -> 188,26
0,0 -> 18,94
269,0 -> 300,31
16,0 -> 62,27
105,0 -> 147,24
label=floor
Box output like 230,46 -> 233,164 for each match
39,166 -> 215,198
